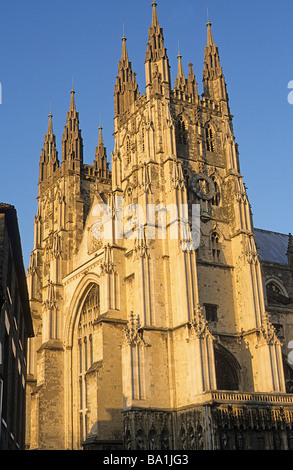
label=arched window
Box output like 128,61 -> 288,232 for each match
205,124 -> 215,152
215,348 -> 240,391
211,231 -> 220,262
211,178 -> 220,206
126,136 -> 131,164
266,280 -> 290,305
141,127 -> 145,152
177,116 -> 188,145
77,284 -> 100,445
267,281 -> 284,295
126,186 -> 133,204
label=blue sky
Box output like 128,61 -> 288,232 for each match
0,0 -> 292,269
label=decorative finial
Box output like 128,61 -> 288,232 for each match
70,77 -> 76,96
177,41 -> 181,58
122,22 -> 126,40
206,7 -> 212,26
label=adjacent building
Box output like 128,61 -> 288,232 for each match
0,203 -> 34,450
25,3 -> 293,450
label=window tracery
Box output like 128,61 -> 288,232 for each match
126,136 -> 131,164
205,124 -> 215,152
77,284 -> 100,445
211,231 -> 220,262
211,178 -> 220,206
266,279 -> 290,305
176,116 -> 188,145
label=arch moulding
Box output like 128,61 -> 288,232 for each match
64,272 -> 101,349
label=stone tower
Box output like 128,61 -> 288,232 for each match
26,2 -> 293,450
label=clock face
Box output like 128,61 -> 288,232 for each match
191,174 -> 215,201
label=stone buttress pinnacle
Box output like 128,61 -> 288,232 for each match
61,89 -> 84,166
145,1 -> 171,98
114,34 -> 139,116
39,111 -> 59,183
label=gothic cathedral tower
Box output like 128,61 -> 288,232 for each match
26,2 -> 293,450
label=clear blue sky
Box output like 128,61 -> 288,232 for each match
0,0 -> 292,269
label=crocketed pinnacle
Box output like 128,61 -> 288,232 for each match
203,18 -> 228,104
145,1 -> 171,97
47,112 -> 53,136
98,125 -> 104,146
206,20 -> 215,47
61,88 -> 84,166
177,46 -> 184,80
121,34 -> 129,62
114,32 -> 139,116
94,124 -> 110,179
151,1 -> 159,28
70,88 -> 76,112
39,110 -> 59,182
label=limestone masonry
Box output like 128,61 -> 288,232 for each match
26,2 -> 293,450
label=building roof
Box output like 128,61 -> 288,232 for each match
254,228 -> 289,265
0,203 -> 34,337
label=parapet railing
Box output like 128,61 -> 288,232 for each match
201,390 -> 293,405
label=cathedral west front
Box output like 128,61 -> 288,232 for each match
25,2 -> 293,450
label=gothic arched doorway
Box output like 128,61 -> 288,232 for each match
214,347 -> 240,391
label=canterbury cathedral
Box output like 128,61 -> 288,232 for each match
25,2 -> 293,450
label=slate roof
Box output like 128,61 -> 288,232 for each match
254,228 -> 289,265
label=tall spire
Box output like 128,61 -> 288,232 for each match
61,88 -> 84,169
145,1 -> 171,98
114,33 -> 139,117
39,111 -> 59,183
151,1 -> 159,28
98,125 -> 104,146
203,18 -> 229,106
177,44 -> 184,81
174,45 -> 187,99
173,47 -> 198,103
94,125 -> 110,179
206,7 -> 214,46
121,28 -> 129,62
47,111 -> 53,136
206,20 -> 215,47
70,88 -> 76,112
187,62 -> 198,103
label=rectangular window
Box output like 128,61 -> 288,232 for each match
204,304 -> 218,322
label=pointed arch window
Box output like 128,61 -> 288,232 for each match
126,136 -> 131,165
266,281 -> 284,296
177,116 -> 188,145
141,127 -> 145,153
77,284 -> 100,446
215,348 -> 240,391
205,124 -> 215,152
211,178 -> 220,206
266,280 -> 290,305
211,231 -> 220,262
